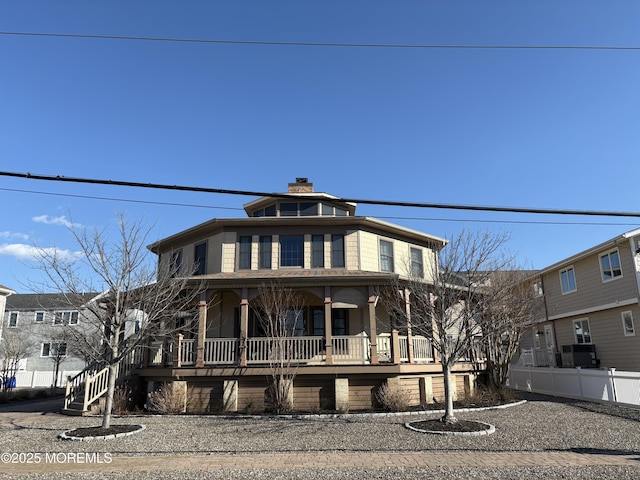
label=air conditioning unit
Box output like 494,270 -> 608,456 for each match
561,344 -> 599,368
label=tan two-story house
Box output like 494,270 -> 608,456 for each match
95,178 -> 483,414
520,228 -> 640,372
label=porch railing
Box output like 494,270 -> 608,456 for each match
246,336 -> 325,365
169,333 -> 441,367
332,335 -> 370,364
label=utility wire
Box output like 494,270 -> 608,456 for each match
2,186 -> 636,227
1,31 -> 639,51
2,170 -> 640,219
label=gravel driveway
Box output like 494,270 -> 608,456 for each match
1,392 -> 639,479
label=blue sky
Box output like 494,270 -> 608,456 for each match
1,1 -> 640,291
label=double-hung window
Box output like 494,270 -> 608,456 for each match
311,235 -> 324,268
622,311 -> 635,337
600,250 -> 622,282
380,240 -> 394,272
8,312 -> 18,327
259,236 -> 272,269
331,235 -> 345,268
410,247 -> 423,278
55,311 -> 79,325
560,267 -> 577,294
170,249 -> 183,277
194,242 -> 207,275
42,342 -> 67,357
280,235 -> 304,267
239,236 -> 252,270
574,319 -> 591,344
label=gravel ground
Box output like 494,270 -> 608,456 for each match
1,392 -> 640,479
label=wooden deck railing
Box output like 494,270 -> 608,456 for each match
169,334 -> 439,367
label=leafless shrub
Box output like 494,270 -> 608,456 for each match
375,382 -> 416,412
147,383 -> 186,414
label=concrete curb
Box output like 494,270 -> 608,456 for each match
59,424 -> 146,441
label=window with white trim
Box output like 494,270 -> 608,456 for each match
35,311 -> 45,323
8,312 -> 18,327
54,311 -> 79,325
41,342 -> 67,357
600,250 -> 622,282
410,247 -> 424,278
380,240 -> 394,273
573,319 -> 591,344
560,267 -> 577,294
622,311 -> 635,337
533,281 -> 543,297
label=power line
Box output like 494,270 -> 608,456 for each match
0,187 -> 244,211
2,186 -> 636,227
1,31 -> 639,51
2,170 -> 640,219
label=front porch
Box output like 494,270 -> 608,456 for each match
148,331 -> 439,368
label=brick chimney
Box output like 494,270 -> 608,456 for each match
288,178 -> 313,193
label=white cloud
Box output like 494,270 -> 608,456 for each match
0,243 -> 83,261
0,231 -> 29,240
32,215 -> 82,228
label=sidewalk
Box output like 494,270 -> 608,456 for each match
5,450 -> 640,474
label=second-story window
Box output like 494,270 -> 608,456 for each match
312,235 -> 324,268
560,267 -> 576,294
380,240 -> 394,272
170,249 -> 183,277
55,311 -> 79,325
600,250 -> 622,282
239,236 -> 252,270
8,312 -> 18,327
35,311 -> 45,322
194,242 -> 207,275
332,234 -> 345,268
410,247 -> 423,278
259,236 -> 272,269
280,235 -> 304,267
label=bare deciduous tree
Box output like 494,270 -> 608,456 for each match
0,328 -> 32,393
475,269 -> 544,395
251,283 -> 305,414
383,229 -> 513,424
32,214 -> 205,428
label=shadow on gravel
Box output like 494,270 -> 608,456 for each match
566,447 -> 640,461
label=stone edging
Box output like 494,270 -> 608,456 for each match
59,424 -> 146,441
405,420 -> 496,436
107,399 -> 527,421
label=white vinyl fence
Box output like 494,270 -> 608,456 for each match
508,366 -> 640,408
7,370 -> 81,389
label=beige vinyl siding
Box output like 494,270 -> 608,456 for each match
237,378 -> 269,412
186,381 -> 223,413
543,243 -> 638,319
293,377 -> 335,411
552,307 -> 640,370
358,230 -> 438,277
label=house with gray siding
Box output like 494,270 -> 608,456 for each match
3,293 -> 97,385
519,228 -> 640,372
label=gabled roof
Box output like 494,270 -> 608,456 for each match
0,285 -> 15,296
535,227 -> 640,276
6,293 -> 99,310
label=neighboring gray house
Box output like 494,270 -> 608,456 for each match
519,228 -> 640,372
3,293 -> 97,386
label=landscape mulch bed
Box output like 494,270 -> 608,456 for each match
63,425 -> 142,438
409,419 -> 490,433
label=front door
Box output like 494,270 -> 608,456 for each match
544,325 -> 556,366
